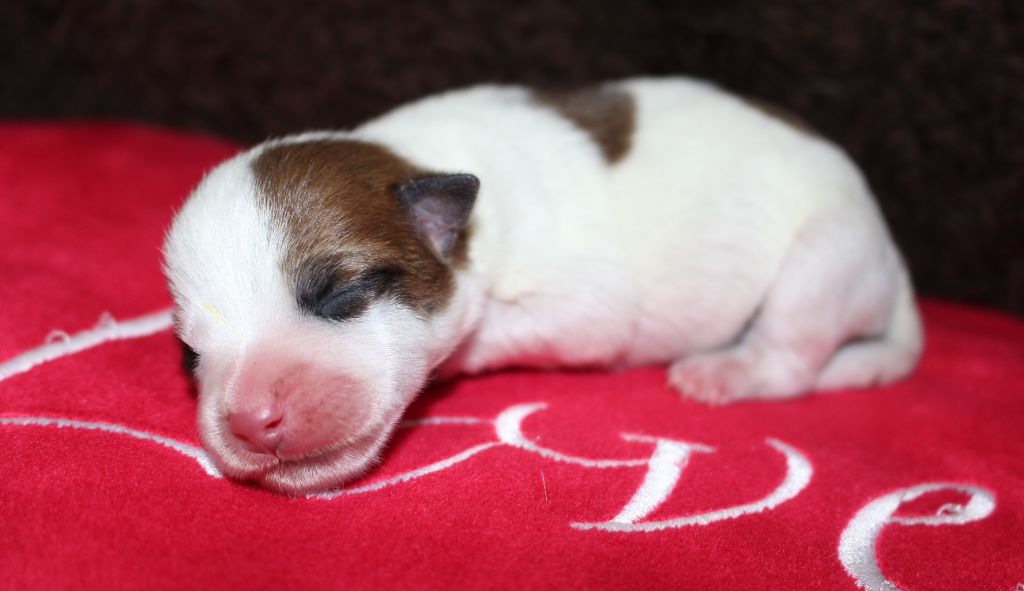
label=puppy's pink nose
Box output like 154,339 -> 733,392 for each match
227,404 -> 284,454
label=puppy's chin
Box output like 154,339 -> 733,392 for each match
199,417 -> 398,496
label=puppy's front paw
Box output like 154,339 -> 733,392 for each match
668,354 -> 753,405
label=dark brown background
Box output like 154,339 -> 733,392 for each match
2,0 -> 1021,315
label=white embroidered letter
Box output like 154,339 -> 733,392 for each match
838,482 -> 996,591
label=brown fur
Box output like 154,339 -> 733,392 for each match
251,139 -> 455,315
535,87 -> 635,163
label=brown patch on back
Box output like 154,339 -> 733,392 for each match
534,86 -> 635,163
251,139 -> 455,315
741,96 -> 818,136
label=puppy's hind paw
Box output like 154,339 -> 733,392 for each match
667,355 -> 752,405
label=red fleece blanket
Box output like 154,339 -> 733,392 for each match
1,123 -> 1022,591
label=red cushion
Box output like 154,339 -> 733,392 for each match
1,122 -> 1022,591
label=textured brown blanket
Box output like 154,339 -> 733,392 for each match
1,1 -> 1019,315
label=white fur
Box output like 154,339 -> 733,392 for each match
164,76 -> 922,493
355,79 -> 921,391
164,152 -> 453,491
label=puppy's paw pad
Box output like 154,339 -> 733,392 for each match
668,356 -> 752,405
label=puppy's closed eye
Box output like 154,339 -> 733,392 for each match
299,266 -> 404,322
179,339 -> 199,376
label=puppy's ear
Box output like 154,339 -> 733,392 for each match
393,173 -> 479,260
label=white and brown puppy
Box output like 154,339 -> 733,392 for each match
163,77 -> 922,494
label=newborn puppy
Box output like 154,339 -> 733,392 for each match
163,77 -> 922,494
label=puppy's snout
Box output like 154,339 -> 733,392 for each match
228,403 -> 284,454
216,351 -> 375,462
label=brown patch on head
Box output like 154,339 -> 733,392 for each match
251,139 -> 457,317
740,96 -> 818,136
534,86 -> 635,163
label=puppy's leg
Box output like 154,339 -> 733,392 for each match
669,212 -> 915,403
813,269 -> 921,390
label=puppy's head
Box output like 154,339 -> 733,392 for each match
163,137 -> 479,494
